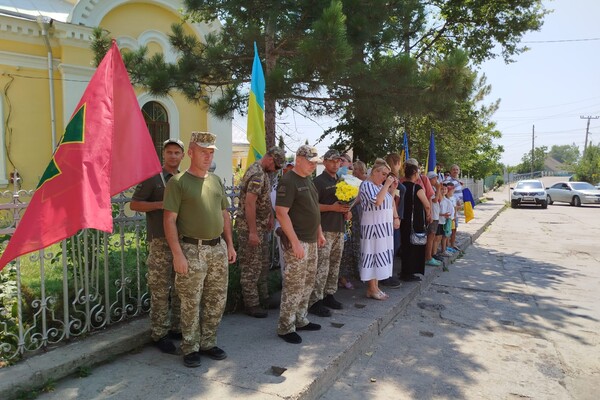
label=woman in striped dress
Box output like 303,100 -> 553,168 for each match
359,159 -> 401,300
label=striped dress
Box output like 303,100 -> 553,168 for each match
359,180 -> 394,281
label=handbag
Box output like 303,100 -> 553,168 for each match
409,184 -> 427,246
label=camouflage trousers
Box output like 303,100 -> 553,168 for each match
237,224 -> 270,308
277,241 -> 318,335
147,238 -> 181,341
175,239 -> 228,355
310,231 -> 344,305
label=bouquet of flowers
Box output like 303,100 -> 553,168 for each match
335,174 -> 362,207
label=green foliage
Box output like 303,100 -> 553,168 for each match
77,365 -> 92,378
0,264 -> 19,363
515,146 -> 547,174
90,0 -> 547,157
548,143 -> 580,165
574,144 -> 600,184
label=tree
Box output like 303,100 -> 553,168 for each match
91,0 -> 548,160
574,143 -> 600,184
515,146 -> 547,174
548,143 -> 580,165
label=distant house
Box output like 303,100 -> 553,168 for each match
0,0 -> 233,190
544,156 -> 571,175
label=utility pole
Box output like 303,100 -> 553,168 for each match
580,115 -> 599,151
531,124 -> 535,174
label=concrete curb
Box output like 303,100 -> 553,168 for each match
0,198 -> 508,400
0,319 -> 151,399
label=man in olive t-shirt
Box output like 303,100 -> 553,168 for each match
309,149 -> 350,317
275,145 -> 326,344
163,132 -> 236,368
131,138 -> 184,354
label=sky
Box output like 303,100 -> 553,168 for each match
235,0 -> 600,166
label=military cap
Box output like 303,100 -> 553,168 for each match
163,138 -> 184,151
267,146 -> 286,168
296,145 -> 322,162
190,131 -> 218,149
323,149 -> 342,160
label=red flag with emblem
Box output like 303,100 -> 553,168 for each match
0,42 -> 161,270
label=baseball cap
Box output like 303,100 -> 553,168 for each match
323,149 -> 342,160
267,146 -> 286,168
163,138 -> 184,151
296,145 -> 322,162
190,131 -> 218,149
405,158 -> 419,167
426,171 -> 438,180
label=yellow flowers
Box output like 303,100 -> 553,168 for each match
336,181 -> 358,202
335,174 -> 361,204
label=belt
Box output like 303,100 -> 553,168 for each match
181,236 -> 221,246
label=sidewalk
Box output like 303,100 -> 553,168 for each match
0,187 -> 510,400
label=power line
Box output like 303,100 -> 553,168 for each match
522,37 -> 600,43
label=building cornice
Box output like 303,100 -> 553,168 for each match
0,51 -> 61,70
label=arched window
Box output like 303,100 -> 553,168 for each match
142,101 -> 169,163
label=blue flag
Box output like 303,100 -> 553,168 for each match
426,130 -> 436,173
403,131 -> 409,160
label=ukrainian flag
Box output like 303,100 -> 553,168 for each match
246,42 -> 266,167
462,188 -> 475,223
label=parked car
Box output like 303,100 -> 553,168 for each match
545,181 -> 600,206
510,179 -> 547,209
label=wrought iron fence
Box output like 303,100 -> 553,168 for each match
0,176 -> 240,365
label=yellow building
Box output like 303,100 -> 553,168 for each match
0,0 -> 233,190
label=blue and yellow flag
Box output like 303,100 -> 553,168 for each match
462,188 -> 475,223
403,131 -> 409,160
246,42 -> 266,167
426,130 -> 436,173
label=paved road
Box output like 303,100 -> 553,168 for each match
322,183 -> 600,400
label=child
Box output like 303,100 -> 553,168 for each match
438,184 -> 455,269
425,172 -> 442,267
445,182 -> 459,253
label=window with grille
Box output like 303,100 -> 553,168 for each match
142,102 -> 169,163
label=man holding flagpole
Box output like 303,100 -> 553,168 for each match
130,138 -> 185,354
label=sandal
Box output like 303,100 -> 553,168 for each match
339,278 -> 355,290
366,290 -> 388,301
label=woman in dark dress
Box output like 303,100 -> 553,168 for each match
400,163 -> 432,281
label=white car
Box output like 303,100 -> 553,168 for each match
510,180 -> 547,209
546,181 -> 600,206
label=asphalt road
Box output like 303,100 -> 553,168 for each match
322,179 -> 600,400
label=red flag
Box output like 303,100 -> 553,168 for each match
0,42 -> 161,270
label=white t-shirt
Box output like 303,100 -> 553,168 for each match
439,197 -> 454,224
431,191 -> 440,221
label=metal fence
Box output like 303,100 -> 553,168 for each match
0,177 -> 240,364
462,177 -> 484,200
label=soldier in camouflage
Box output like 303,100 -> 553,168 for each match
309,149 -> 351,317
164,132 -> 236,368
237,146 -> 286,318
275,145 -> 326,344
131,138 -> 185,354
